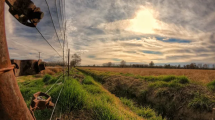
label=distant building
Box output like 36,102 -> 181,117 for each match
11,59 -> 45,76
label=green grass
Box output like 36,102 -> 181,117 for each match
19,69 -> 144,120
78,70 -> 165,120
77,68 -> 215,119
43,74 -> 53,84
82,76 -> 94,84
188,92 -> 213,112
18,74 -> 63,120
120,97 -> 163,120
207,80 -> 215,91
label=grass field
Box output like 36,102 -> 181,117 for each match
17,67 -> 215,120
78,67 -> 215,120
18,68 -> 164,120
80,67 -> 215,84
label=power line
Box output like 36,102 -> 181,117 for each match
35,27 -> 62,57
59,0 -> 64,30
7,39 -> 62,59
45,75 -> 63,94
8,4 -> 63,58
49,86 -> 63,120
55,0 -> 64,38
44,0 -> 63,49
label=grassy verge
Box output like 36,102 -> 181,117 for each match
18,74 -> 63,120
60,70 -> 143,120
19,70 -> 145,120
77,68 -> 215,120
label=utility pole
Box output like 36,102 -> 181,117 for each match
68,49 -> 70,76
0,1 -> 34,120
39,52 -> 41,60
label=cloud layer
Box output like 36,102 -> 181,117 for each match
5,0 -> 215,65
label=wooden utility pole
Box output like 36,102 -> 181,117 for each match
68,49 -> 70,76
39,52 -> 41,59
0,1 -> 34,120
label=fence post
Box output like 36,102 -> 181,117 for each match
0,1 -> 34,119
68,49 -> 70,76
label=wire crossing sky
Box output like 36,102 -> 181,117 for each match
5,0 -> 215,66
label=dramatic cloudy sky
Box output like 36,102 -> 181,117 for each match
4,0 -> 215,66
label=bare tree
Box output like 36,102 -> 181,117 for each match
120,60 -> 126,68
70,54 -> 81,67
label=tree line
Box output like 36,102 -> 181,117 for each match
54,53 -> 215,70
100,60 -> 215,69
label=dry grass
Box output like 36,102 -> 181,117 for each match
80,67 -> 215,84
41,66 -> 63,75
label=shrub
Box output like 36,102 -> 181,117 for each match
207,80 -> 215,91
43,74 -> 52,84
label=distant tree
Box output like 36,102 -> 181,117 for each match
164,64 -> 170,68
177,64 -> 181,68
190,63 -> 197,69
93,64 -> 95,67
203,64 -> 208,69
107,62 -> 112,67
70,54 -> 81,67
149,61 -> 154,67
213,64 -> 215,69
120,60 -> 126,68
198,63 -> 202,69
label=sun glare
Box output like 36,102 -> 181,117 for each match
126,7 -> 159,34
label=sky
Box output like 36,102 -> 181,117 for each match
4,0 -> 215,66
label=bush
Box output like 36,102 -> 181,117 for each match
207,80 -> 215,91
43,74 -> 52,84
